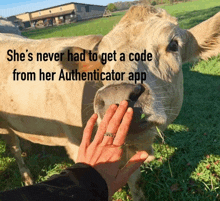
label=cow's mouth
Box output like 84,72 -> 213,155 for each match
94,83 -> 166,134
129,120 -> 151,133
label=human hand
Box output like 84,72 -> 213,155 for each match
76,100 -> 148,197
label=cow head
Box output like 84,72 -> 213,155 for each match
61,5 -> 220,155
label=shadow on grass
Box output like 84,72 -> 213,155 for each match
0,136 -> 73,191
175,6 -> 220,29
141,62 -> 220,200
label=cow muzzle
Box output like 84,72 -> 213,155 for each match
94,83 -> 166,134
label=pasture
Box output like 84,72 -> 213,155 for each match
1,0 -> 220,200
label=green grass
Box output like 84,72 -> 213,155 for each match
22,0 -> 220,39
159,0 -> 220,16
135,57 -> 220,200
22,12 -> 126,39
1,0 -> 220,200
0,140 -> 74,191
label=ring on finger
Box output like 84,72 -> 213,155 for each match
104,132 -> 116,138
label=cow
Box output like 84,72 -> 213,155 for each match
0,17 -> 21,36
0,5 -> 220,200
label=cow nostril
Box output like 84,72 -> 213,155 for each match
97,98 -> 105,108
129,84 -> 145,102
129,92 -> 138,102
134,84 -> 142,95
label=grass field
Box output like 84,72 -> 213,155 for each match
1,0 -> 220,200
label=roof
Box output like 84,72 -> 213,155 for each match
12,2 -> 106,17
31,9 -> 75,20
33,2 -> 106,13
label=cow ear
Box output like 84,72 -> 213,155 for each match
60,47 -> 103,72
180,30 -> 200,63
188,12 -> 220,60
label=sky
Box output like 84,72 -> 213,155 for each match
0,0 -> 119,18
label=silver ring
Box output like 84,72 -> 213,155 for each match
104,132 -> 115,138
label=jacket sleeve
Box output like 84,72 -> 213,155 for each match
0,163 -> 109,201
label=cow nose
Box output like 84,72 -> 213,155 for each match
95,83 -> 146,112
94,83 -> 151,126
129,84 -> 145,102
94,83 -> 152,133
95,83 -> 167,133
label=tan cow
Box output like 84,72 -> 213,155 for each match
0,5 -> 220,200
0,17 -> 21,36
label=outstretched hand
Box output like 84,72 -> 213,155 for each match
76,100 -> 148,197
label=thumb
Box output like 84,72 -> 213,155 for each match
119,151 -> 148,180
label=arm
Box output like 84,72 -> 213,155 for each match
0,101 -> 148,201
0,163 -> 107,201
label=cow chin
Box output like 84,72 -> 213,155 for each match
93,82 -> 167,134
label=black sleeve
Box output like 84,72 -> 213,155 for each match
0,163 -> 108,201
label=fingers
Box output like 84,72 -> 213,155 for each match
125,151 -> 148,168
81,113 -> 98,148
113,107 -> 133,146
119,151 -> 148,180
102,100 -> 128,145
93,104 -> 117,144
107,100 -> 128,134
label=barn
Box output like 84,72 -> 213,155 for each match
7,2 -> 106,29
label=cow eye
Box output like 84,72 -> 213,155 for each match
167,40 -> 178,52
